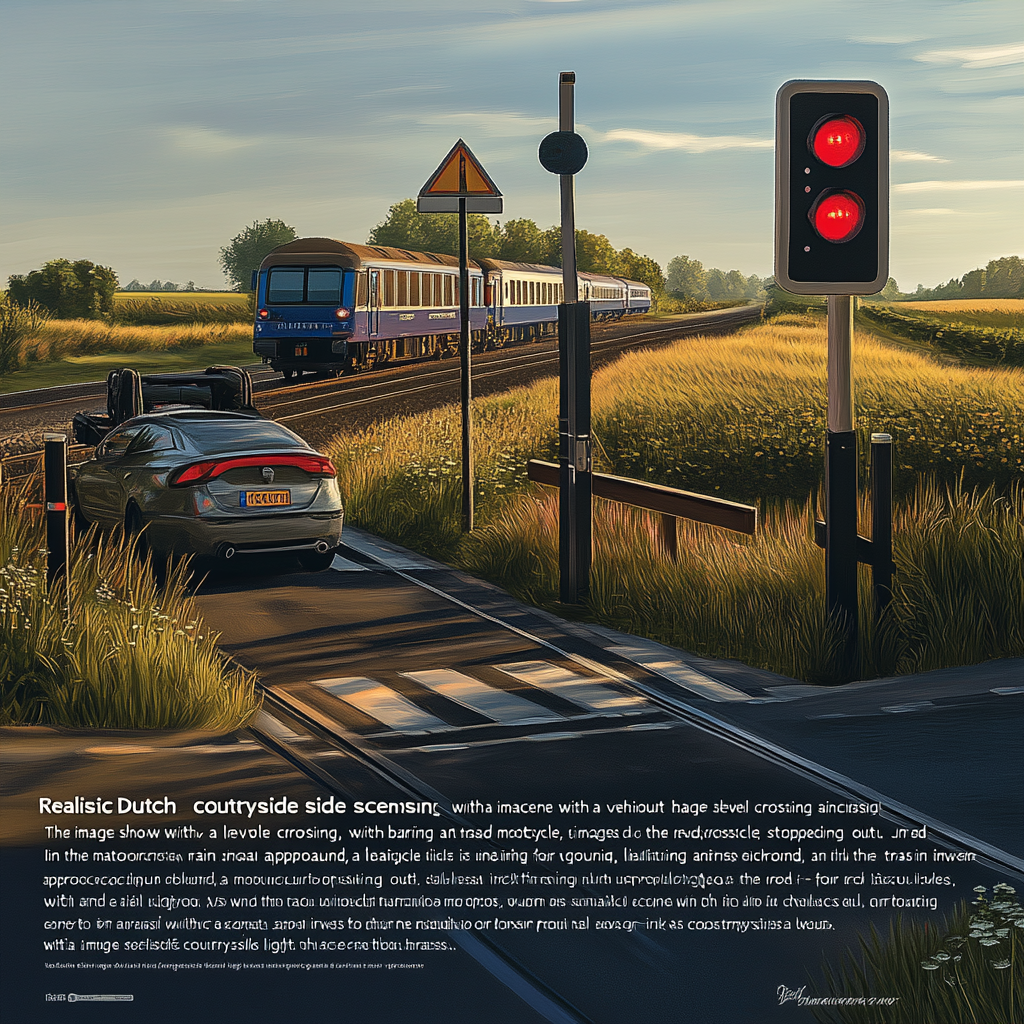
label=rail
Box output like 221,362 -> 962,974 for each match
526,459 -> 757,559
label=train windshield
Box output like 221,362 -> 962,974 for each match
267,267 -> 345,304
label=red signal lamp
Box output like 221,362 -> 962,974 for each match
810,190 -> 865,243
811,115 -> 865,168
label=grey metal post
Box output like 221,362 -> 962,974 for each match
43,433 -> 69,598
825,295 -> 858,670
556,71 -> 591,603
459,195 -> 473,532
559,73 -> 578,304
870,432 -> 893,619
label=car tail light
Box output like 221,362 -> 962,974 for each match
258,309 -> 270,320
169,454 -> 336,486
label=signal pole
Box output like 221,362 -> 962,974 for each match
540,72 -> 591,604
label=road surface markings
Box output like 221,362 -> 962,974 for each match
606,646 -> 753,702
403,669 -> 565,725
330,554 -> 370,572
494,660 -> 647,711
315,677 -> 448,732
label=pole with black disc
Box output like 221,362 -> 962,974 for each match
540,72 -> 591,604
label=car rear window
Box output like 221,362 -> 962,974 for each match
174,417 -> 309,453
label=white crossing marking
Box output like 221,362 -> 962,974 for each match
607,646 -> 753,702
494,661 -> 646,711
339,533 -> 433,570
991,687 -> 1024,695
315,677 -> 448,732
330,554 -> 370,572
403,669 -> 564,725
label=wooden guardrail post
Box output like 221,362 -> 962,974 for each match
527,460 -> 757,559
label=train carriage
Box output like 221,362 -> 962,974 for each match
253,238 -> 652,379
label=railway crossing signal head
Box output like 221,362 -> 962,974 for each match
775,81 -> 888,295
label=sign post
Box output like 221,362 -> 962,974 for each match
776,79 -> 889,673
418,141 -> 502,532
539,72 -> 591,604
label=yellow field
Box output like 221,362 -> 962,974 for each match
894,298 -> 1024,313
114,291 -> 247,305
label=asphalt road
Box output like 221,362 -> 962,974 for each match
184,534 -> 1022,1024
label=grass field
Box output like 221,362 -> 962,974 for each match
113,291 -> 247,305
0,336 -> 257,394
883,299 -> 1024,331
325,315 -> 1023,684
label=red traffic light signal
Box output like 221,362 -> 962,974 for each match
775,81 -> 888,295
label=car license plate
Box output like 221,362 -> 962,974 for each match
241,490 -> 291,507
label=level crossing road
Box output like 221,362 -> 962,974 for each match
192,531 -> 1023,1024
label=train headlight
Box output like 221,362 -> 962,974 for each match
257,309 -> 269,320
334,307 -> 351,320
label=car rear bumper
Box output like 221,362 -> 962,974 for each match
145,509 -> 344,558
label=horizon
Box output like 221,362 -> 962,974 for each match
2,0 -> 1022,292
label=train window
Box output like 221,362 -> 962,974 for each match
383,270 -> 396,308
307,269 -> 342,304
267,269 -> 305,303
398,272 -> 409,306
409,273 -> 420,306
444,275 -> 453,306
424,274 -> 435,306
356,273 -> 368,306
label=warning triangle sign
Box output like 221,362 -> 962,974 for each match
419,139 -> 502,197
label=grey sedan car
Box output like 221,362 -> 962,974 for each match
69,410 -> 344,571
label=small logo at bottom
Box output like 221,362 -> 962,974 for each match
68,994 -> 134,1003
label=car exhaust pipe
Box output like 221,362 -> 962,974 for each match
314,541 -> 331,554
220,545 -> 236,560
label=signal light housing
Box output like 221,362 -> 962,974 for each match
775,80 -> 888,295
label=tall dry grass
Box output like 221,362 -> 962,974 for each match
11,319 -> 252,365
327,317 -> 1024,684
0,479 -> 260,731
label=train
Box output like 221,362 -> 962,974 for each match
252,238 -> 653,378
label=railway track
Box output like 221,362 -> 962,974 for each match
1,305 -> 760,476
237,538 -> 1021,1023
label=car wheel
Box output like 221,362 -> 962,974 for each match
68,481 -> 91,534
298,549 -> 335,572
124,503 -> 149,556
283,369 -> 294,380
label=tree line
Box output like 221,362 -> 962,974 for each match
367,199 -> 667,293
887,256 -> 1024,302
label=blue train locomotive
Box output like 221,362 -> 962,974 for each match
252,237 -> 652,378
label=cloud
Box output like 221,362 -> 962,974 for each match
894,180 -> 1024,193
891,150 -> 949,163
604,129 -> 773,153
160,126 -> 266,155
412,111 -> 553,138
903,208 -> 956,216
914,42 -> 1024,69
849,33 -> 928,45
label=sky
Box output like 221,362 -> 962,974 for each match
2,0 -> 1022,292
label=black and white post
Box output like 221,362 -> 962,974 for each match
43,432 -> 70,607
541,72 -> 591,604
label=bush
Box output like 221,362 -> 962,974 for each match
0,296 -> 51,374
7,259 -> 117,320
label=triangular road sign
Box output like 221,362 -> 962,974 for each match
419,139 -> 502,198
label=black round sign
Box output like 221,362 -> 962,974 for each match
538,131 -> 588,175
